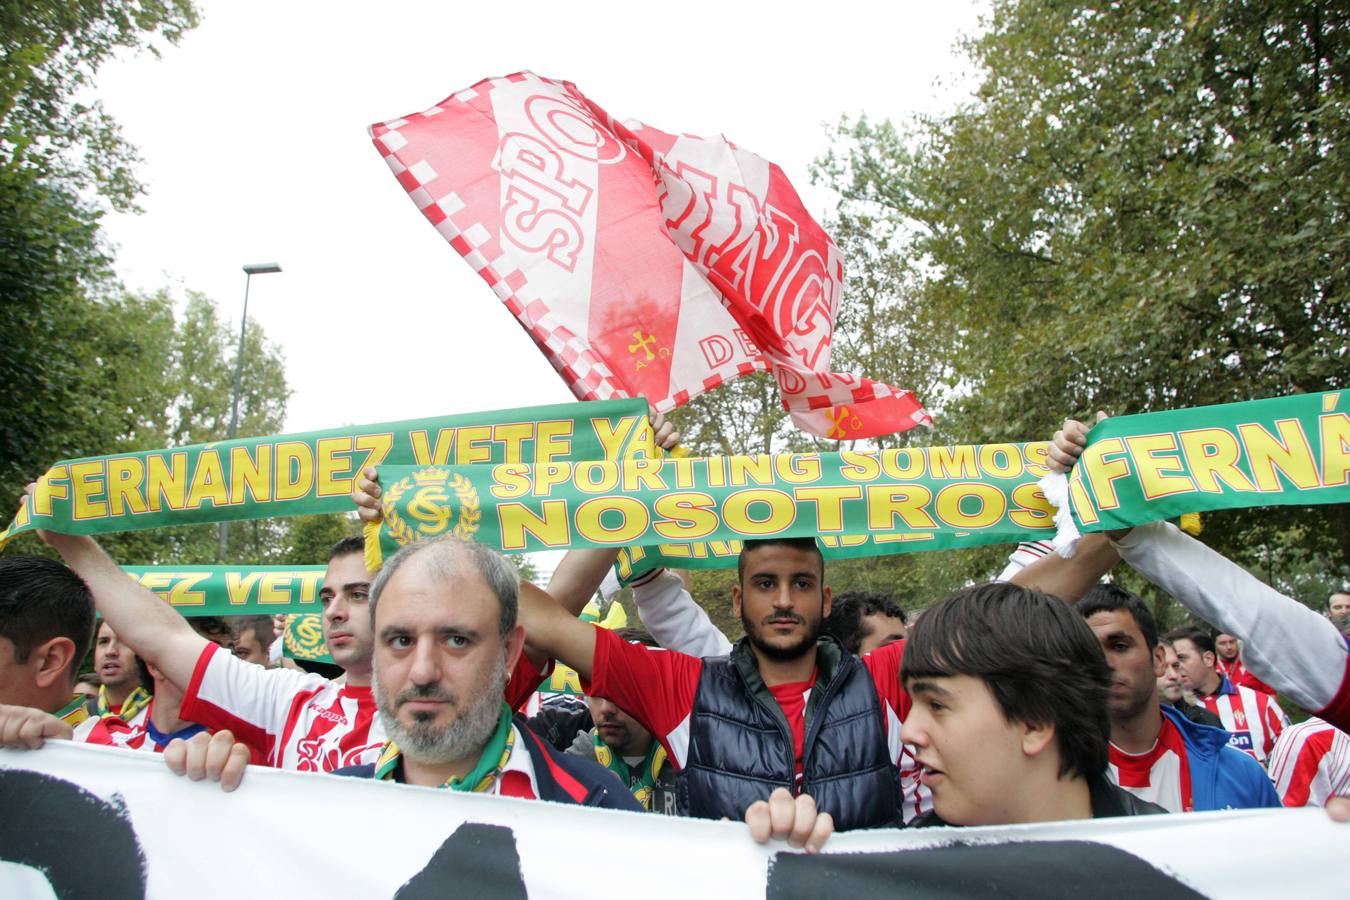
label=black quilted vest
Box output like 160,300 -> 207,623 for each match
676,636 -> 901,830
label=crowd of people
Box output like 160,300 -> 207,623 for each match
1,414 -> 1348,858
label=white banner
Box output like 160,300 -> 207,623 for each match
0,742 -> 1341,898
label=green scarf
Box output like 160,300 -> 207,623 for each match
99,684 -> 152,721
373,703 -> 515,792
592,731 -> 667,810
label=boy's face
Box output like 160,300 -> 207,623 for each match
902,673 -> 1041,825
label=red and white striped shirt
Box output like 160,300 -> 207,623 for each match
1267,717 -> 1350,807
180,642 -> 548,772
1198,677 -> 1288,764
1107,712 -> 1194,813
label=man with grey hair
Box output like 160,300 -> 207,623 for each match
333,536 -> 641,808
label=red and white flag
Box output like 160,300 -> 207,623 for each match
370,72 -> 932,439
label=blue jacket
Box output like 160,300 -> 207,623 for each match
335,715 -> 642,812
1162,704 -> 1281,811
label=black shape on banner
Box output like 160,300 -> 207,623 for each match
394,822 -> 527,900
0,770 -> 147,898
765,840 -> 1205,900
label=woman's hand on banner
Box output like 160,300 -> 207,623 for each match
0,704 -> 72,749
743,787 -> 834,854
164,729 -> 252,792
353,468 -> 384,525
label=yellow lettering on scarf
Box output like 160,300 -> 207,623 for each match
107,457 -> 148,516
315,438 -> 355,498
146,454 -> 189,512
1009,482 -> 1056,528
411,428 -> 455,465
70,461 -> 108,520
574,461 -> 619,495
1068,475 -> 1100,525
705,456 -> 727,488
297,570 -> 323,605
354,433 -> 394,476
622,457 -> 668,493
533,462 -> 572,497
537,420 -> 574,464
226,572 -> 263,604
230,444 -> 272,503
880,448 -> 926,480
490,464 -> 532,499
493,423 -> 533,464
723,489 -> 795,536
550,665 -> 583,694
866,484 -> 937,531
929,446 -> 978,479
794,486 -> 862,532
653,492 -> 718,541
576,496 -> 649,543
838,450 -> 880,482
775,454 -> 821,484
258,573 -> 297,605
167,573 -> 208,608
498,500 -> 569,551
1318,413 -> 1350,487
1080,438 -> 1131,510
592,417 -> 638,462
1178,429 -> 1255,493
1125,434 -> 1197,500
728,455 -> 774,487
138,571 -> 174,595
1238,420 -> 1320,491
275,442 -> 314,501
668,455 -> 698,489
934,482 -> 1006,529
455,426 -> 493,465
978,444 -> 1025,479
186,450 -> 229,509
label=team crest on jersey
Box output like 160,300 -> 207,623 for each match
284,614 -> 331,661
1233,708 -> 1248,729
382,466 -> 481,546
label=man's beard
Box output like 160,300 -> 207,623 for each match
374,651 -> 507,766
1109,676 -> 1158,723
741,607 -> 820,662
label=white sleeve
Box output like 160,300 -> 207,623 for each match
1112,521 -> 1348,712
181,642 -> 329,741
994,540 -> 1056,583
632,569 -> 733,657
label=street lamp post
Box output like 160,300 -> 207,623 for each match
217,262 -> 282,562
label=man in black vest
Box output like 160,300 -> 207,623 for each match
516,536 -> 908,835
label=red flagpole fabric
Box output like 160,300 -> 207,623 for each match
370,71 -> 932,439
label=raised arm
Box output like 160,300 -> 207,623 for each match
1006,533 -> 1120,602
631,568 -> 732,656
23,490 -> 206,689
517,581 -> 599,681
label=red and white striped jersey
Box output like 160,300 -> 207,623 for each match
1107,712 -> 1194,813
72,702 -> 151,749
180,642 -> 551,772
1267,717 -> 1350,807
1199,678 -> 1288,764
1216,656 -> 1275,696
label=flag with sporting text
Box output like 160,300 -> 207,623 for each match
370,71 -> 931,440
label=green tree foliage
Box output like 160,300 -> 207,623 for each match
812,0 -> 1350,591
1,0 -> 199,210
281,514 -> 361,566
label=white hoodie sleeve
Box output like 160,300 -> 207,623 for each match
1112,520 -> 1349,715
630,569 -> 733,658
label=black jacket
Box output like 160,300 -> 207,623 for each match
334,715 -> 642,812
909,771 -> 1166,827
678,635 -> 900,830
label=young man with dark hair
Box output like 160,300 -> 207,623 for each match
1166,626 -> 1288,764
1075,585 -> 1279,812
561,627 -> 678,813
822,591 -> 908,655
901,582 -> 1163,826
229,615 -> 277,668
0,555 -> 96,725
86,620 -> 153,720
1157,639 -> 1223,728
510,534 -> 908,831
1214,631 -> 1275,696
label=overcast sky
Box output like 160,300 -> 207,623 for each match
95,0 -> 987,435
